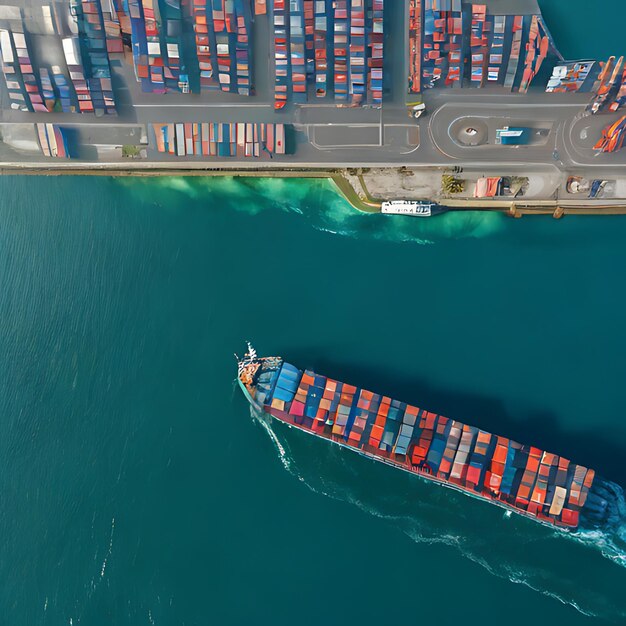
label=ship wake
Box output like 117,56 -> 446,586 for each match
252,410 -> 626,620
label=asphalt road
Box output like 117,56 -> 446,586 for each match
1,0 -> 625,170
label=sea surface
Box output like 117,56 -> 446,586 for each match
2,174 -> 626,625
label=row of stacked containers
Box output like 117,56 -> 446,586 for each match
272,0 -> 383,109
3,0 -> 625,119
407,0 -> 626,119
151,121 -> 286,156
262,361 -> 594,529
127,0 -> 255,95
0,0 -> 257,113
126,0 -> 187,93
36,123 -> 70,157
0,28 -> 48,112
70,0 -> 117,114
0,3 -> 118,115
408,0 -> 559,94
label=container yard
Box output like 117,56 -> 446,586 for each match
413,1 -> 559,93
238,348 -> 626,534
0,0 -> 626,179
0,1 -> 624,113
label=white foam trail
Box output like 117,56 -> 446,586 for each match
572,528 -> 626,569
251,410 -> 293,474
100,517 -> 115,579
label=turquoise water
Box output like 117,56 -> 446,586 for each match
2,174 -> 626,624
539,0 -> 626,60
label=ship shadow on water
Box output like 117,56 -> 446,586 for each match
250,354 -> 626,620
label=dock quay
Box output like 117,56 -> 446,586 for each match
3,163 -> 626,217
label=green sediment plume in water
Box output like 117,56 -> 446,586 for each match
119,176 -> 505,243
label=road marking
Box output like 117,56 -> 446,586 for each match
133,103 -> 272,108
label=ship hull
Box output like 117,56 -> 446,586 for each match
260,403 -> 562,531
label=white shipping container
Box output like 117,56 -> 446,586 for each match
41,6 -> 56,34
0,30 -> 15,63
63,38 -> 81,66
176,124 -> 185,156
147,41 -> 161,56
12,32 -> 26,48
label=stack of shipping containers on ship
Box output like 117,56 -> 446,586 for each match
238,357 -> 625,533
71,0 -> 117,115
151,122 -> 286,157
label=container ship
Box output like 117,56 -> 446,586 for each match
237,347 -> 625,534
